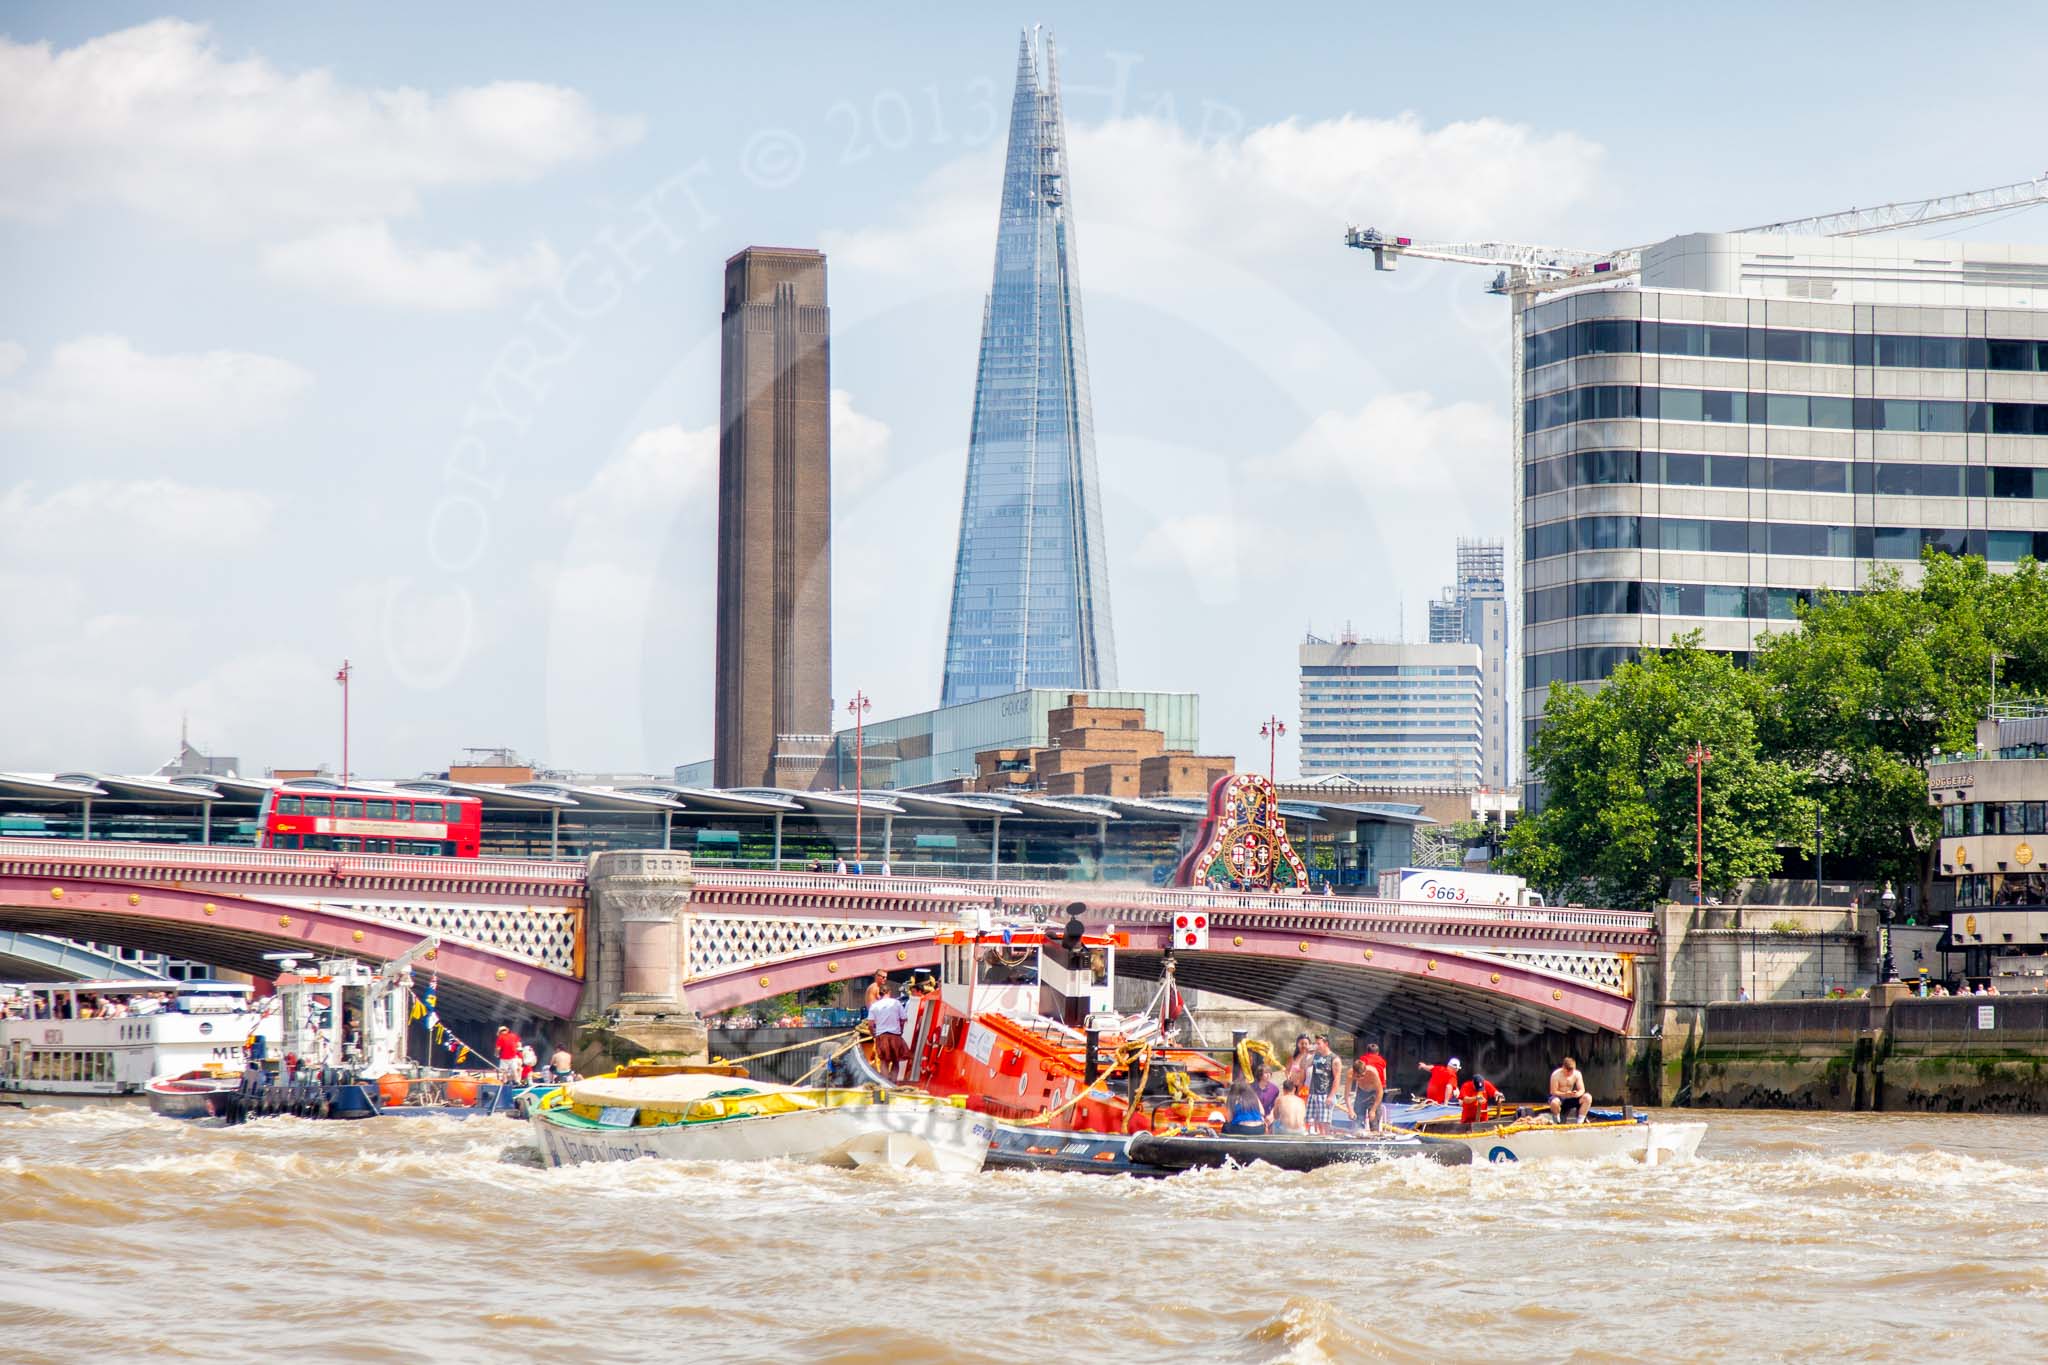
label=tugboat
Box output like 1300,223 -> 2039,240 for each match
845,909 -> 1463,1174
217,938 -> 535,1122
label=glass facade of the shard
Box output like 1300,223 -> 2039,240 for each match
940,31 -> 1117,706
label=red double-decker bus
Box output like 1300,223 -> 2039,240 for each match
259,787 -> 484,857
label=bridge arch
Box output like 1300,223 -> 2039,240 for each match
0,875 -> 582,1019
676,925 -> 1631,1036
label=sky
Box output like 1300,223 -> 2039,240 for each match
3,3 -> 2046,781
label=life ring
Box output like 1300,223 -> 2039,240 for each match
1488,1145 -> 1518,1163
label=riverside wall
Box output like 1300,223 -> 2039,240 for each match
1686,994 -> 2048,1112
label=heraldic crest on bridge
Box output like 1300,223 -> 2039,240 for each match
1173,773 -> 1308,894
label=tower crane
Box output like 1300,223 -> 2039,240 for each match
1345,171 -> 2048,297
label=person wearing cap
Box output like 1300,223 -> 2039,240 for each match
493,1025 -> 523,1082
1417,1056 -> 1462,1105
1458,1071 -> 1502,1126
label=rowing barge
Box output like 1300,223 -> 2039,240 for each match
529,1070 -> 993,1173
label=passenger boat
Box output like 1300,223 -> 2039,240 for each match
1,979 -> 279,1103
528,1066 -> 992,1173
1387,1102 -> 1707,1164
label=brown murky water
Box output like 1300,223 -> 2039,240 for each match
2,1104 -> 2045,1362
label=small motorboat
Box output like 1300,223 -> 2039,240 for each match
1388,1103 -> 1706,1165
529,1069 -> 993,1173
146,1068 -> 242,1120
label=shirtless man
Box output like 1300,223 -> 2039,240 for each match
1549,1055 -> 1591,1123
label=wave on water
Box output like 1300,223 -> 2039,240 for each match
1240,1296 -> 1366,1365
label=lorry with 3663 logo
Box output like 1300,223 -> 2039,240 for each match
1376,867 -> 1546,907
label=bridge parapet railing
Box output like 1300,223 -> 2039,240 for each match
0,837 -> 587,886
687,868 -> 1652,933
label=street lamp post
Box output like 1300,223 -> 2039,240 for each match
1683,741 -> 1713,906
1260,716 -> 1286,783
1879,880 -> 1898,983
334,660 -> 353,789
847,690 -> 871,862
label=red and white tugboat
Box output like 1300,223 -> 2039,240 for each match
849,909 -> 1461,1174
847,774 -> 1467,1174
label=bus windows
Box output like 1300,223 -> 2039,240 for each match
334,838 -> 362,853
365,839 -> 392,854
274,834 -> 301,850
303,798 -> 332,817
367,801 -> 393,819
335,799 -> 364,818
412,802 -> 442,821
304,835 -> 335,851
277,796 -> 302,815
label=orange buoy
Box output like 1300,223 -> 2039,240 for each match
377,1074 -> 410,1107
446,1075 -> 480,1106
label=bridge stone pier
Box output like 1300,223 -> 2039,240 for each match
580,851 -> 707,1067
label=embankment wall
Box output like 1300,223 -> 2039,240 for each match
1688,996 -> 2048,1112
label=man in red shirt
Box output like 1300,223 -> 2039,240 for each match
1354,1042 -> 1388,1090
1458,1073 -> 1502,1126
494,1025 -> 522,1082
1417,1056 -> 1463,1104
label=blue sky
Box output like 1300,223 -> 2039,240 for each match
3,4 -> 2045,779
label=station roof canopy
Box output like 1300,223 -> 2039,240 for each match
623,785 -> 805,814
78,774 -> 226,803
394,779 -> 580,809
0,772 -> 110,800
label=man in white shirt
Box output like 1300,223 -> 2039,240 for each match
867,990 -> 909,1080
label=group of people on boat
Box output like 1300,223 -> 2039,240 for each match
863,969 -> 939,1081
1,990 -> 178,1020
1225,1034 -> 1392,1137
492,1027 -> 575,1085
1224,1038 -> 1603,1137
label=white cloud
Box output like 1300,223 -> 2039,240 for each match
262,221 -> 562,311
1261,391 -> 1508,492
0,335 -> 310,445
0,478 -> 275,555
832,389 -> 891,493
0,340 -> 25,377
557,422 -> 718,544
0,19 -> 641,233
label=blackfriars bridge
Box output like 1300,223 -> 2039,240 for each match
0,842 -> 1653,1047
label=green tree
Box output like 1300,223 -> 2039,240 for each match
1502,637 -> 1802,909
1759,553 -> 2048,904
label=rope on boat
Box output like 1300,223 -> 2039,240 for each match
789,1030 -> 874,1088
710,1027 -> 861,1068
1007,1039 -> 1153,1130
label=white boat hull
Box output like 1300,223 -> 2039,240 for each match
1457,1120 -> 1707,1165
532,1100 -> 994,1174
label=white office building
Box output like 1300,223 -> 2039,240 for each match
1522,231 -> 2048,758
1299,636 -> 1484,785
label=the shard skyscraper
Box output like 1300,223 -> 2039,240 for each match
939,29 -> 1117,706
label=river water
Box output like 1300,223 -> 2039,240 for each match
3,1105 -> 2045,1362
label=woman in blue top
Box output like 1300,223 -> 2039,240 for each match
1223,1077 -> 1268,1135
